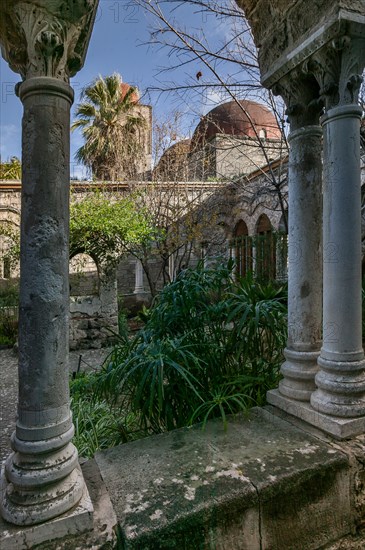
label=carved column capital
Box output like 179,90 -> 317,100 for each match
303,36 -> 365,110
0,0 -> 99,82
272,71 -> 323,130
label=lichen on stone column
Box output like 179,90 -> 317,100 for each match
0,0 -> 99,527
268,73 -> 323,402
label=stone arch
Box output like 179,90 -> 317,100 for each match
255,214 -> 276,280
0,208 -> 20,279
235,219 -> 249,237
69,252 -> 100,297
256,213 -> 272,234
232,219 -> 253,278
68,252 -> 118,350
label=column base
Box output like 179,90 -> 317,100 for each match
279,349 -> 319,402
0,435 -> 84,526
0,467 -> 93,550
310,355 -> 365,417
267,389 -> 365,439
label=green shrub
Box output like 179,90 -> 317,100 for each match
117,307 -> 129,340
0,285 -> 19,307
0,315 -> 18,346
71,265 -> 287,457
95,264 -> 287,434
70,372 -> 142,458
0,286 -> 19,346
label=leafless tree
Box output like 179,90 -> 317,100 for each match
124,179 -> 223,295
136,0 -> 289,231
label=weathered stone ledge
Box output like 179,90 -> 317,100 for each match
95,407 -> 356,549
3,407 -> 365,549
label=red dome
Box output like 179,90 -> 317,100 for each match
191,99 -> 281,149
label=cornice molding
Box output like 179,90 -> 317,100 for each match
262,10 -> 365,90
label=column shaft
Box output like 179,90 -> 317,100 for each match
134,259 -> 145,293
311,105 -> 365,417
0,77 -> 84,525
279,126 -> 323,401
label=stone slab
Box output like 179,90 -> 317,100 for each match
267,389 -> 365,439
96,407 -> 352,549
0,474 -> 93,550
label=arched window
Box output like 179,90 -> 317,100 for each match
0,213 -> 20,279
255,214 -> 276,281
232,220 -> 252,278
69,253 -> 99,296
3,257 -> 11,279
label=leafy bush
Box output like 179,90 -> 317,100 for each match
0,286 -> 19,346
94,264 -> 287,435
0,315 -> 18,346
0,285 -> 19,307
70,372 -> 142,458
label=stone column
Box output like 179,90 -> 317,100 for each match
0,0 -> 99,527
1,77 -> 83,526
201,243 -> 207,269
267,76 -> 323,407
279,125 -> 322,401
310,37 -> 365,425
134,259 -> 145,293
311,104 -> 365,416
168,254 -> 175,282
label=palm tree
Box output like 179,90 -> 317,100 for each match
0,157 -> 21,180
72,73 -> 145,181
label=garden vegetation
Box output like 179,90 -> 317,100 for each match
70,263 -> 288,458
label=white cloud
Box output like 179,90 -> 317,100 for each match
201,88 -> 232,115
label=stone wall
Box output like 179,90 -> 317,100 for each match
69,266 -> 118,350
69,295 -> 118,350
236,0 -> 365,78
189,135 -> 283,181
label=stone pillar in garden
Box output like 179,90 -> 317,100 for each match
134,259 -> 145,293
0,0 -> 99,528
309,37 -> 365,427
269,75 -> 323,404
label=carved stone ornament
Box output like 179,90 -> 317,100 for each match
302,36 -> 365,110
0,0 -> 99,81
271,70 -> 323,129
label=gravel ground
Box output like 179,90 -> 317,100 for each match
0,346 -> 112,464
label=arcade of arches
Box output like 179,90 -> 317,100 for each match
231,214 -> 286,282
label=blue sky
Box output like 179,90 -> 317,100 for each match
0,1 -> 245,177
